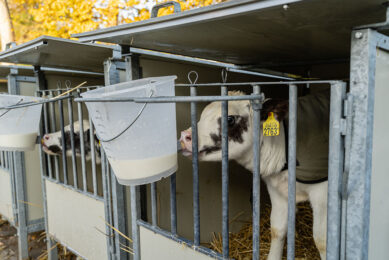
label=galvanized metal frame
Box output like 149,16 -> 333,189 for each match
78,77 -> 346,259
343,28 -> 389,260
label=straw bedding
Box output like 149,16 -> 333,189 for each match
210,202 -> 321,260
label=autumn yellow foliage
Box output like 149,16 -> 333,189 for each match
8,0 -> 226,44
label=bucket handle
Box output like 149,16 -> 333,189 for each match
0,98 -> 24,118
97,89 -> 154,143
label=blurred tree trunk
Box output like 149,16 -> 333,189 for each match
0,0 -> 14,51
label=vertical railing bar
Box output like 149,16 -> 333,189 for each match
101,149 -> 113,259
252,85 -> 261,260
58,90 -> 68,184
170,173 -> 177,235
151,182 -> 158,226
77,89 -> 87,192
326,82 -> 346,260
221,85 -> 229,258
106,160 -> 114,253
131,185 -> 140,260
286,84 -> 297,260
1,151 -> 4,168
190,85 -> 200,246
42,99 -> 53,179
67,94 -> 78,189
49,92 -> 60,181
89,111 -> 98,196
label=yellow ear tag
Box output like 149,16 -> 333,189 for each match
99,140 -> 101,147
263,112 -> 280,136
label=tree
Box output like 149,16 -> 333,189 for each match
0,0 -> 14,51
7,0 -> 226,44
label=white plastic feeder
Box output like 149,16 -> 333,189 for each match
82,76 -> 178,185
0,94 -> 43,151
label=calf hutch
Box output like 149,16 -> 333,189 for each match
0,0 -> 389,259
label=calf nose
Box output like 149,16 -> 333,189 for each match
180,129 -> 193,151
44,135 -> 50,140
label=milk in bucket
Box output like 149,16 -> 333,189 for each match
82,76 -> 178,185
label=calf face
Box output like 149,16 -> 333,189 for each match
180,91 -> 288,163
180,91 -> 253,161
42,120 -> 100,162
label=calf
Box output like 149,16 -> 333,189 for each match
42,120 -> 101,164
180,90 -> 330,260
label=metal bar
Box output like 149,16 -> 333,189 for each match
14,151 -> 29,260
131,186 -> 140,260
77,89 -> 88,192
37,113 -> 58,260
345,29 -> 377,260
58,91 -> 68,184
49,94 -> 60,180
175,80 -> 343,87
190,85 -> 200,246
151,182 -> 158,226
42,101 -> 53,179
0,95 -> 71,110
252,85 -> 261,260
341,94 -> 353,260
286,84 -> 297,260
76,94 -> 263,103
89,115 -> 98,195
101,149 -> 113,260
326,82 -> 346,260
137,220 -> 223,259
68,95 -> 78,189
170,173 -> 177,235
221,85 -> 229,258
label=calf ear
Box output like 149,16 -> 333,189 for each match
261,99 -> 288,121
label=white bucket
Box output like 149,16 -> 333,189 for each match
82,76 -> 178,185
0,94 -> 43,151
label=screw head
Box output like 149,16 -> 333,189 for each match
355,32 -> 363,39
283,4 -> 289,10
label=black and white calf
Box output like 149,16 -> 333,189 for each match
42,120 -> 101,163
180,90 -> 330,260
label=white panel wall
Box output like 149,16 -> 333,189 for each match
46,180 -> 108,260
0,168 -> 13,221
140,226 -> 213,260
368,49 -> 389,260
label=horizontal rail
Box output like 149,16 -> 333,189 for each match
175,80 -> 343,87
75,94 -> 263,103
0,95 -> 71,110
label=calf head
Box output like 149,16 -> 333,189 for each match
180,91 -> 288,168
42,120 -> 100,162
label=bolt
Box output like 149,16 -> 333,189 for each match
283,4 -> 289,10
355,32 -> 363,39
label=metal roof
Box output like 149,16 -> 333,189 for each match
73,0 -> 386,66
0,36 -> 118,72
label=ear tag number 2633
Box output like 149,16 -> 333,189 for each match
263,112 -> 280,137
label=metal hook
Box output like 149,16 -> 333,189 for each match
221,68 -> 228,83
57,80 -> 62,89
188,71 -> 199,85
65,80 -> 72,89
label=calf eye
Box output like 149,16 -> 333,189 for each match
227,116 -> 235,126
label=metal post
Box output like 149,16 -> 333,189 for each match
130,186 -> 140,260
326,82 -> 346,260
345,29 -> 377,260
170,173 -> 177,235
190,85 -> 200,246
58,91 -> 68,184
151,182 -> 157,226
48,95 -> 60,180
37,95 -> 58,260
252,85 -> 261,260
89,112 -> 98,195
101,149 -> 113,260
77,89 -> 88,192
104,58 -> 128,260
221,85 -> 229,258
286,84 -> 297,260
67,95 -> 78,188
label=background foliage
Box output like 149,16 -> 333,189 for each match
8,0 -> 226,44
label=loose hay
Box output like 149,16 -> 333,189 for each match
210,202 -> 320,260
